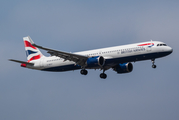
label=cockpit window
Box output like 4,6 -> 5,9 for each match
157,44 -> 167,46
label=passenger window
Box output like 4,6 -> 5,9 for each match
157,44 -> 159,46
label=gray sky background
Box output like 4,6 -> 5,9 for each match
0,1 -> 178,120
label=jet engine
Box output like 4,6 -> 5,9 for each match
86,56 -> 105,68
113,62 -> 133,74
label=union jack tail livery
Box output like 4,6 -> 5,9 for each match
23,36 -> 44,62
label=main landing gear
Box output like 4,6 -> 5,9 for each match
100,70 -> 107,79
151,59 -> 157,68
80,69 -> 107,79
80,69 -> 88,75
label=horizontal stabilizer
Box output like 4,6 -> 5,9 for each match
9,59 -> 34,65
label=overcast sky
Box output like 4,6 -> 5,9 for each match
0,1 -> 179,120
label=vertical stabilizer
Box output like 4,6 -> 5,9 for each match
23,36 -> 44,62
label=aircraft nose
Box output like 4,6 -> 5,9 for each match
168,47 -> 173,54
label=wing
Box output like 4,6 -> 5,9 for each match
28,37 -> 88,67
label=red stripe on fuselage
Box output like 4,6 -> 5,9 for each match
28,54 -> 41,62
24,41 -> 37,49
138,43 -> 154,46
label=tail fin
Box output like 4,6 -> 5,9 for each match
23,36 -> 44,62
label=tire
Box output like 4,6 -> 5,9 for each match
152,65 -> 157,68
100,73 -> 107,79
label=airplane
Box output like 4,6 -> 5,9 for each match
9,36 -> 173,79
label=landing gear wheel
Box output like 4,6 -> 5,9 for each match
100,73 -> 107,79
151,59 -> 157,69
80,69 -> 88,75
152,65 -> 157,68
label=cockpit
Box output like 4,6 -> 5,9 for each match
157,44 -> 167,46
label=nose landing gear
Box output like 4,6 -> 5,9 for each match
151,59 -> 157,68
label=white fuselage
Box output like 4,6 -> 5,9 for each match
27,41 -> 173,72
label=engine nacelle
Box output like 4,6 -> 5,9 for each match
113,62 -> 133,74
86,56 -> 105,68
